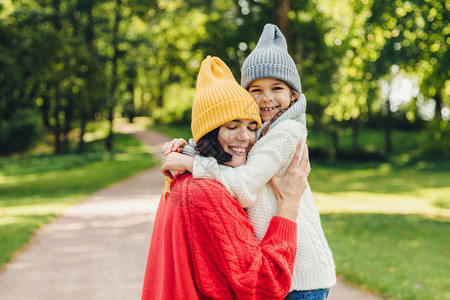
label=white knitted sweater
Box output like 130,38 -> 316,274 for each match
191,97 -> 336,291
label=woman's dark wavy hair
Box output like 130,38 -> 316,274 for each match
195,127 -> 232,165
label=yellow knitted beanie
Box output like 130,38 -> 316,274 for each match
191,56 -> 262,142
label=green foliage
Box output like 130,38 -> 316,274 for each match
0,109 -> 43,155
150,84 -> 195,125
322,213 -> 450,300
420,119 -> 450,156
1,0 -> 447,156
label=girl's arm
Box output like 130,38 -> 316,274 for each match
162,138 -> 188,155
193,119 -> 307,207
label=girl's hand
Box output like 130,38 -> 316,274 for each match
161,152 -> 194,178
162,138 -> 188,156
271,143 -> 310,221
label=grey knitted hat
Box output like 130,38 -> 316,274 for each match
241,24 -> 302,94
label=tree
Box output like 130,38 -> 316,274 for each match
367,0 -> 449,154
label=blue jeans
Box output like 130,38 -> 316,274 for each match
284,288 -> 330,300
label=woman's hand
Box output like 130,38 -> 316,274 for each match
161,152 -> 194,178
271,143 -> 310,222
162,138 -> 188,156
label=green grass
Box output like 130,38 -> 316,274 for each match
149,124 -> 193,141
307,127 -> 422,155
322,213 -> 450,300
149,122 -> 450,300
309,160 -> 450,219
0,130 -> 156,268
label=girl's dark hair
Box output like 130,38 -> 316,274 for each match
260,89 -> 300,137
195,127 -> 232,165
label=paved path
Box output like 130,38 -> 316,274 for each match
0,124 -> 383,299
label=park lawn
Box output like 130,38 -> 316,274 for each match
150,123 -> 450,300
310,160 -> 450,217
309,161 -> 450,300
321,213 -> 449,300
149,124 -> 194,142
0,133 -> 157,269
307,127 -> 422,155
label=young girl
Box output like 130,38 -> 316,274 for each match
163,24 -> 336,299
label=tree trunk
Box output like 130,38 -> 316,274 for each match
53,84 -> 61,154
434,91 -> 442,120
127,82 -> 135,123
41,84 -> 51,128
384,98 -> 393,154
106,0 -> 122,151
52,0 -> 61,30
156,83 -> 165,108
274,0 -> 291,48
413,97 -> 420,125
331,129 -> 339,159
106,106 -> 114,151
52,0 -> 62,154
352,117 -> 359,149
78,2 -> 95,154
63,106 -> 72,153
78,112 -> 87,153
140,92 -> 148,116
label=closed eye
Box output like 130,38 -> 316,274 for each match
248,121 -> 258,131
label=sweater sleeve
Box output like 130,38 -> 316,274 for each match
193,120 -> 306,207
186,179 -> 297,299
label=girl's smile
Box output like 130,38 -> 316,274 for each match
248,78 -> 296,122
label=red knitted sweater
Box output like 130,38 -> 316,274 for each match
141,173 -> 297,300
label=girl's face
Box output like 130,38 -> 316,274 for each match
218,119 -> 257,167
248,78 -> 296,122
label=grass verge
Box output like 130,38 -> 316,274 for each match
322,213 -> 450,300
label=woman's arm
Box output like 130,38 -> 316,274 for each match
193,119 -> 307,207
187,179 -> 298,299
161,152 -> 194,178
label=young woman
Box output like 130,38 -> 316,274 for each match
142,56 -> 311,300
162,24 -> 336,300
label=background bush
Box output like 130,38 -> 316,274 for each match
0,109 -> 43,155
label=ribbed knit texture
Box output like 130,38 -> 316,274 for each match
241,24 -> 302,94
193,103 -> 336,291
191,56 -> 261,142
141,173 -> 298,300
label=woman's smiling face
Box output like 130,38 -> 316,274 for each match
218,119 -> 258,167
248,78 -> 296,122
